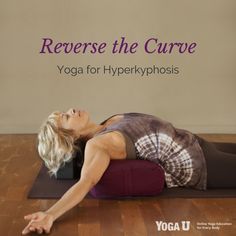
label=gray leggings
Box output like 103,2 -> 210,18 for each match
196,136 -> 236,189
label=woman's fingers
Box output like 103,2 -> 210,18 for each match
29,226 -> 36,231
22,220 -> 39,234
36,227 -> 43,234
22,227 -> 34,235
24,213 -> 38,221
24,214 -> 34,220
22,227 -> 30,235
31,225 -> 49,235
22,220 -> 35,234
22,212 -> 52,235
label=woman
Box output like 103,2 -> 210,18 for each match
22,108 -> 236,235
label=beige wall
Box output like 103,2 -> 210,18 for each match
0,0 -> 236,134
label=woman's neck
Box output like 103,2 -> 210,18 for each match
79,114 -> 123,141
80,123 -> 106,141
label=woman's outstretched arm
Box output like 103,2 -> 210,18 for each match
22,140 -> 110,235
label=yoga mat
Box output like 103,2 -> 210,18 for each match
27,165 -> 236,199
28,165 -> 80,199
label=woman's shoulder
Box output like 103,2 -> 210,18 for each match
88,131 -> 127,159
90,131 -> 125,149
99,113 -> 124,125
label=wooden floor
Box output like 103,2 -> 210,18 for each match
0,134 -> 236,236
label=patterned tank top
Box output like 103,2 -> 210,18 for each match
95,112 -> 207,190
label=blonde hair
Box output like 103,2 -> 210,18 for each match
37,111 -> 79,178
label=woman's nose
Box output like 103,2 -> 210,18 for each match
66,108 -> 73,114
68,108 -> 76,114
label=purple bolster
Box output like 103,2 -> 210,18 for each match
90,159 -> 164,198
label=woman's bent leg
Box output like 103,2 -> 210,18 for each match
197,137 -> 236,188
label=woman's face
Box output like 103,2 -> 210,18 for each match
58,108 -> 90,137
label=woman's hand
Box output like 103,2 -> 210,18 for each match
22,211 -> 54,235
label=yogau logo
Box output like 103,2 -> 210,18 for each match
155,221 -> 190,231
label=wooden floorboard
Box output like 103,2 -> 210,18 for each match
0,134 -> 236,235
